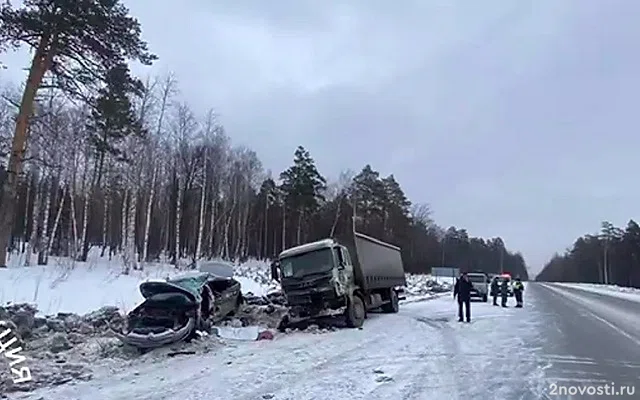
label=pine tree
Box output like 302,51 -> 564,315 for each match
0,0 -> 156,266
88,64 -> 145,182
279,146 -> 326,245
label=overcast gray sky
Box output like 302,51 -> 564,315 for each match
2,0 -> 639,275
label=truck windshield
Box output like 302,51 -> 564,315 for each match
280,248 -> 334,278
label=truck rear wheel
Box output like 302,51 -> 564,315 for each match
381,289 -> 399,313
345,295 -> 365,328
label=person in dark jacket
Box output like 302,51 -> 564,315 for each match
490,276 -> 500,306
453,272 -> 474,322
500,277 -> 509,307
513,276 -> 524,307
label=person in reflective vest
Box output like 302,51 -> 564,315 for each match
513,277 -> 524,308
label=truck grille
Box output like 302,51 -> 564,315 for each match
282,276 -> 332,291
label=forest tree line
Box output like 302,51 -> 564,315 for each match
0,0 -> 529,278
536,220 -> 640,288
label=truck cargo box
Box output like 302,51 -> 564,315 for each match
339,230 -> 406,291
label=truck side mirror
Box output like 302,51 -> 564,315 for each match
270,261 -> 280,282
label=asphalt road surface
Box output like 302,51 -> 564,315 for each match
533,283 -> 640,398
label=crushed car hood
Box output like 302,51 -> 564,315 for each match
139,272 -> 212,303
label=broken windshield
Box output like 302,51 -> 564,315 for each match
280,248 -> 334,279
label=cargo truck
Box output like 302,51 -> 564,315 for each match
270,229 -> 406,331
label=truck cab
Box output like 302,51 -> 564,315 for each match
271,232 -> 406,330
271,239 -> 357,328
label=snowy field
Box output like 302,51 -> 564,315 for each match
0,249 -> 274,316
554,282 -> 640,303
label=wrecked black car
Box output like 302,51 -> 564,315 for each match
114,270 -> 243,348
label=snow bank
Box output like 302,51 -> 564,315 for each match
404,274 -> 452,296
232,259 -> 279,296
554,282 -> 640,303
0,251 -> 275,316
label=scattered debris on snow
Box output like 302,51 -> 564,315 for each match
0,301 -> 286,393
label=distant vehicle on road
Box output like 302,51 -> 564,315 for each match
466,272 -> 489,302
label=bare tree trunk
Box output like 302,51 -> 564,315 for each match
78,152 -> 93,262
142,165 -> 157,264
296,209 -> 303,246
262,199 -> 269,259
124,182 -> 138,274
46,184 -> 66,262
223,208 -> 231,260
243,199 -> 250,258
78,187 -> 90,261
195,171 -> 206,261
173,177 -> 183,267
272,223 -> 278,257
38,177 -> 53,264
21,173 -> 31,254
120,190 -> 128,252
208,184 -> 217,258
25,173 -> 41,266
234,181 -> 242,259
281,203 -> 286,252
101,183 -> 110,257
69,180 -> 79,260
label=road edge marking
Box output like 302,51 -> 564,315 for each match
538,283 -> 640,348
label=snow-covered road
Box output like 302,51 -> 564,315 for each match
536,283 -> 640,393
11,282 -> 640,399
13,291 -> 554,399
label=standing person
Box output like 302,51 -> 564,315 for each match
490,276 -> 500,306
500,277 -> 509,307
453,272 -> 474,322
513,276 -> 524,307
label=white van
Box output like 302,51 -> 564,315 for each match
466,272 -> 489,302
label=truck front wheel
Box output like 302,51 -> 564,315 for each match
345,295 -> 365,328
277,315 -> 290,332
